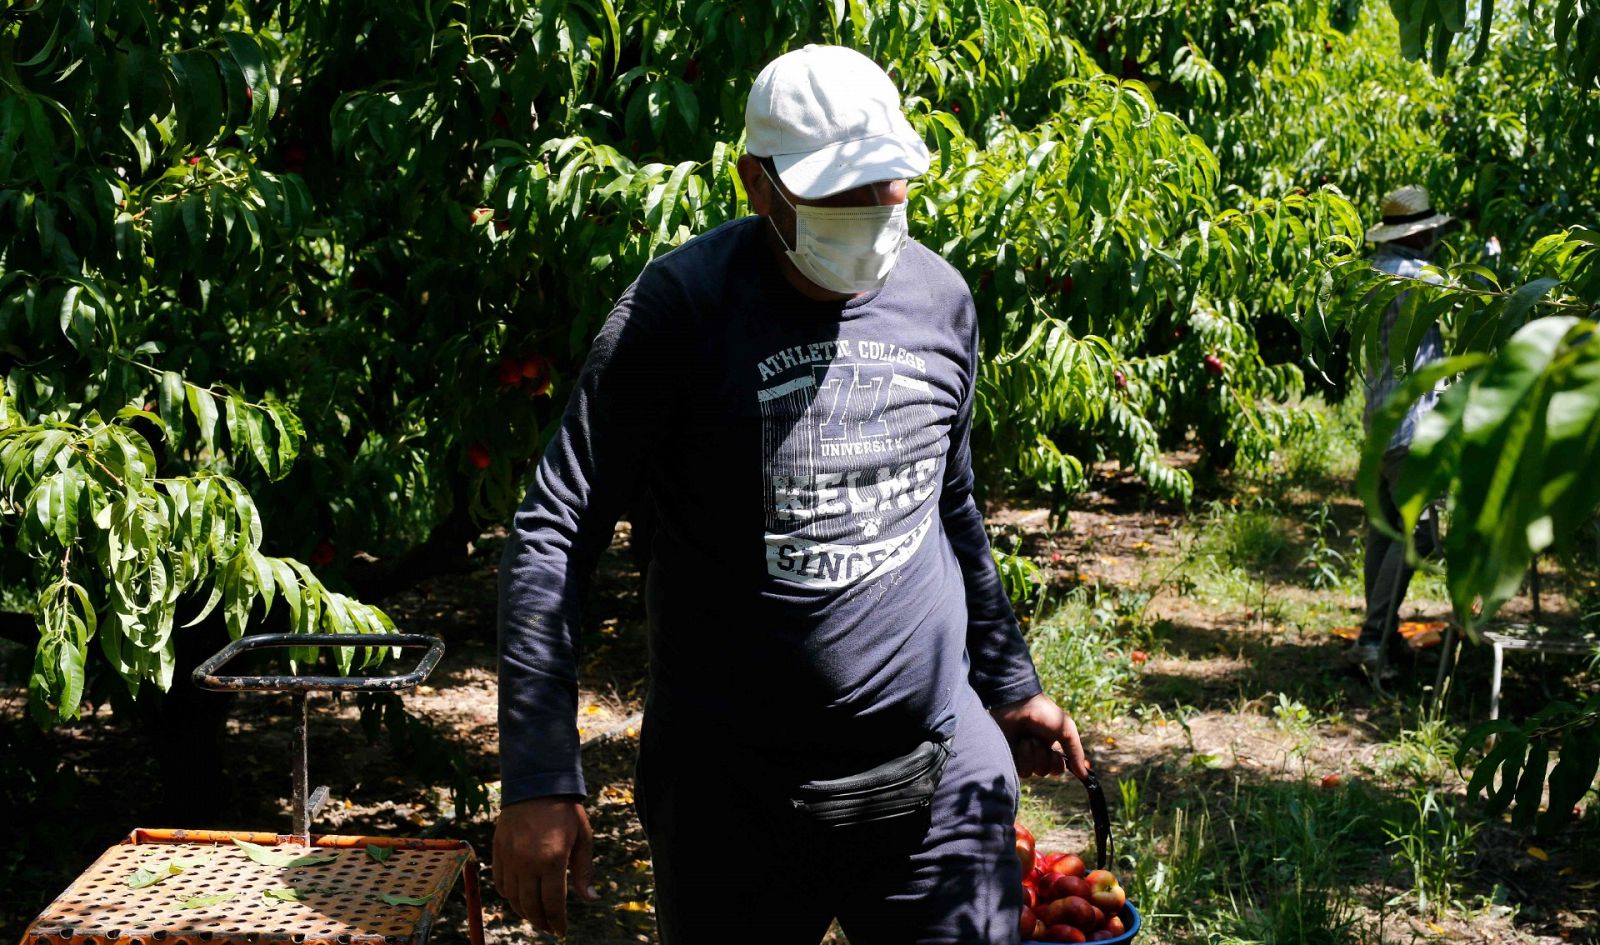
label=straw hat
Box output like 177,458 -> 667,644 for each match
1365,185 -> 1453,242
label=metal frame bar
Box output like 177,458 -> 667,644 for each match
192,633 -> 445,843
192,632 -> 446,692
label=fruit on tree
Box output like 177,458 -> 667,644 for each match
1203,354 -> 1224,375
470,207 -> 495,226
467,445 -> 491,470
310,541 -> 335,567
1114,370 -> 1127,390
497,358 -> 523,386
1085,869 -> 1126,913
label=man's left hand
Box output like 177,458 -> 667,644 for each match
990,692 -> 1091,780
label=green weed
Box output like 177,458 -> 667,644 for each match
1114,775 -> 1381,945
1276,394 -> 1365,486
1026,586 -> 1143,723
1298,502 -> 1352,591
1199,496 -> 1297,572
1382,787 -> 1479,919
1373,717 -> 1459,787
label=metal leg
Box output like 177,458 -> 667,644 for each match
465,859 -> 486,945
292,690 -> 310,842
1489,642 -> 1505,722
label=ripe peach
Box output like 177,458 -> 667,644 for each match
1049,853 -> 1087,877
1085,869 -> 1126,913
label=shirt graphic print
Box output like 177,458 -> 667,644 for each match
756,338 -> 948,589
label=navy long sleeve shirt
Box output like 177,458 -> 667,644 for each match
496,216 -> 1043,804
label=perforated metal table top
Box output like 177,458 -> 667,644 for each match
20,829 -> 479,945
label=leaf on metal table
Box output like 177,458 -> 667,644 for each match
233,838 -> 340,868
366,844 -> 393,864
126,861 -> 183,889
263,887 -> 314,903
380,893 -> 433,906
179,891 -> 235,909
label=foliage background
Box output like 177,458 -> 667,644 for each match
1,0 -> 1598,836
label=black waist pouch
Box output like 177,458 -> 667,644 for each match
787,738 -> 951,827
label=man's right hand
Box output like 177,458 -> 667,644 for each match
493,796 -> 600,936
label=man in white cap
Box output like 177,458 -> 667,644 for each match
493,44 -> 1089,943
1348,185 -> 1452,678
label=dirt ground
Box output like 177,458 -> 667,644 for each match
4,471 -> 1598,944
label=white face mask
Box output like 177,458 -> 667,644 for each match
763,165 -> 908,295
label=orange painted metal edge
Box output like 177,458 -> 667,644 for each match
125,827 -> 478,858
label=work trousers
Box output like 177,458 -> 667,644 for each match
634,684 -> 1023,945
1359,448 -> 1439,647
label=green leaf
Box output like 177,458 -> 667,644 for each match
380,893 -> 433,906
1510,738 -> 1549,829
58,283 -> 94,352
126,861 -> 184,890
173,51 -> 225,149
25,97 -> 59,190
54,467 -> 79,547
644,79 -> 669,141
233,839 -> 341,868
246,407 -> 275,477
55,635 -> 85,722
180,892 -> 236,910
1502,277 -> 1562,328
158,372 -> 186,438
263,887 -> 310,903
233,489 -> 263,549
186,386 -> 219,455
1540,723 -> 1600,833
366,844 -> 393,864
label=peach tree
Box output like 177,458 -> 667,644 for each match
2,0 -> 1451,726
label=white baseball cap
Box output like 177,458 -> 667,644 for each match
745,45 -> 931,200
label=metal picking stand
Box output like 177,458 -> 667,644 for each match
19,633 -> 485,945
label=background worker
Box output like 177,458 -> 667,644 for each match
1348,185 -> 1452,679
